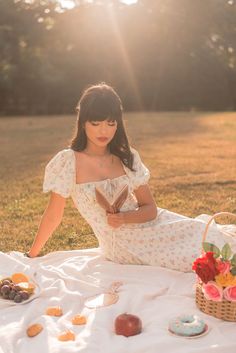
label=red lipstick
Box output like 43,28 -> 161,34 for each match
97,137 -> 109,142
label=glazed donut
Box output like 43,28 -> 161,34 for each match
168,314 -> 206,337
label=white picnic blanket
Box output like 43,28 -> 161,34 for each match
0,249 -> 236,353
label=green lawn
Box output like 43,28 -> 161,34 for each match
0,112 -> 235,255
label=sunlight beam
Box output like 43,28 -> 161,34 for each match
106,5 -> 143,109
57,0 -> 76,10
120,0 -> 138,5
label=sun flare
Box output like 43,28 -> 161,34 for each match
57,0 -> 138,8
120,0 -> 138,4
58,0 -> 75,10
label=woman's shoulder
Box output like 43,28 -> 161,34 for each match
43,148 -> 74,198
129,146 -> 143,165
48,148 -> 74,162
129,146 -> 140,161
52,148 -> 74,159
45,148 -> 74,170
130,146 -> 138,154
126,146 -> 150,190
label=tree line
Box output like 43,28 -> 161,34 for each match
0,0 -> 236,115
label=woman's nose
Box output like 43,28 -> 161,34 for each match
99,122 -> 108,134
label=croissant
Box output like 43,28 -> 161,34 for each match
27,323 -> 43,337
71,314 -> 87,325
46,306 -> 63,316
58,330 -> 75,341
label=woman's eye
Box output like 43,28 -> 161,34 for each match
108,121 -> 116,126
89,121 -> 116,126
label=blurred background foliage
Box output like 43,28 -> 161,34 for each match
1,0 -> 236,115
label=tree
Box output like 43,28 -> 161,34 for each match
0,0 -> 236,114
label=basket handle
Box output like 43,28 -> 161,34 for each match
202,212 -> 236,244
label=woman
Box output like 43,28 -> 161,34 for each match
27,83 -> 230,271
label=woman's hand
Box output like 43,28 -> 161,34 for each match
107,212 -> 125,228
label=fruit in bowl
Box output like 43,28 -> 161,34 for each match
0,272 -> 36,303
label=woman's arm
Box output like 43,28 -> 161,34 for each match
107,184 -> 157,228
27,192 -> 66,257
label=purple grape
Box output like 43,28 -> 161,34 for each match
9,291 -> 17,300
1,285 -> 10,295
2,280 -> 12,286
14,294 -> 23,303
19,291 -> 29,300
2,293 -> 9,300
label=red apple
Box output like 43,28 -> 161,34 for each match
114,313 -> 142,337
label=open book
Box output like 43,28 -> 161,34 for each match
95,184 -> 129,214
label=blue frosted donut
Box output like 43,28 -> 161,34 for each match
168,314 -> 206,336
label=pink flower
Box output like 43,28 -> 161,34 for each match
216,260 -> 231,275
223,285 -> 236,302
202,281 -> 223,302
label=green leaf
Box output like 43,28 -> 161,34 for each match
231,254 -> 236,266
230,267 -> 236,276
202,242 -> 220,258
221,243 -> 232,260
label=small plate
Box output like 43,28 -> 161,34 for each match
84,281 -> 123,309
168,324 -> 210,339
0,274 -> 41,305
84,292 -> 119,309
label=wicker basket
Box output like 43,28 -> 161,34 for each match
195,212 -> 236,321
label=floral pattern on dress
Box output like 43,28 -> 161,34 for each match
43,149 -> 74,198
42,148 -> 230,272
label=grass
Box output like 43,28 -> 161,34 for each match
0,112 -> 235,255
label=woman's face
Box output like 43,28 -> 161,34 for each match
84,119 -> 117,148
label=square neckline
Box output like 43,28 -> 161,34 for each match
71,149 -> 129,186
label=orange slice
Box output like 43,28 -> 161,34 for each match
11,272 -> 29,284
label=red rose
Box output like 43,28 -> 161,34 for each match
192,252 -> 219,283
194,263 -> 216,283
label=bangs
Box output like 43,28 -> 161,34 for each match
85,95 -> 121,122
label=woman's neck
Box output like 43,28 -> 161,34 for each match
84,144 -> 110,156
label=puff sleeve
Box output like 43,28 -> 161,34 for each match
43,149 -> 74,198
126,148 -> 150,191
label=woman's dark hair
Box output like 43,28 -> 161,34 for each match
70,82 -> 134,170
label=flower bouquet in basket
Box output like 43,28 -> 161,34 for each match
192,212 -> 236,321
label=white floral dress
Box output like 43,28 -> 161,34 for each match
43,148 -> 232,272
